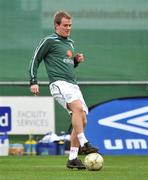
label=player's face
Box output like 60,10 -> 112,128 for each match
55,17 -> 72,37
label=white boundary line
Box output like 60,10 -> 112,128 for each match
0,81 -> 148,85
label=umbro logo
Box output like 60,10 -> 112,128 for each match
98,106 -> 148,136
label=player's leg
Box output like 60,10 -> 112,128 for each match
67,100 -> 87,146
49,81 -> 98,169
66,128 -> 85,169
68,100 -> 98,155
49,82 -> 85,169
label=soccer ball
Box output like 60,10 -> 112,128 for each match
84,153 -> 104,171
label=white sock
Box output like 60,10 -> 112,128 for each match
69,147 -> 79,160
77,133 -> 88,147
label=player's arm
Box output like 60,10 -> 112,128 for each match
74,53 -> 84,68
29,38 -> 50,94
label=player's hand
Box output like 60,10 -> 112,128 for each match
75,53 -> 84,63
30,84 -> 40,95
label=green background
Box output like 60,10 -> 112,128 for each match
0,0 -> 148,133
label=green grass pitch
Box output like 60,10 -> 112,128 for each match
0,155 -> 148,180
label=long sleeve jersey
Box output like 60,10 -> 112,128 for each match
29,33 -> 79,85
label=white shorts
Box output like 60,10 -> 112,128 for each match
49,80 -> 88,114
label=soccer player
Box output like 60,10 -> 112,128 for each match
29,10 -> 98,169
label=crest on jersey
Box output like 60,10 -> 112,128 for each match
67,50 -> 73,58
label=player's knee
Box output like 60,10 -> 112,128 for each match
74,106 -> 84,113
83,119 -> 87,127
83,113 -> 87,127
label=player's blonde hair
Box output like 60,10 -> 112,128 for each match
54,10 -> 72,26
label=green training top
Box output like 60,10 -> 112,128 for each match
29,33 -> 79,85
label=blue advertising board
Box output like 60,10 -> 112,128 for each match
85,97 -> 148,155
0,107 -> 11,132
